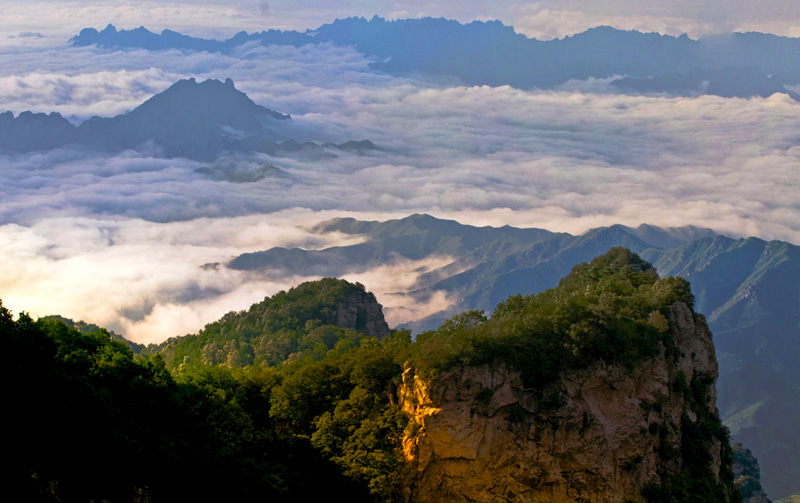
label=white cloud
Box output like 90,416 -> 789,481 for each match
0,68 -> 177,119
0,211 -> 370,343
502,1 -> 800,39
1,30 -> 799,342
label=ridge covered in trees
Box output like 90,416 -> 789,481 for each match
147,277 -> 390,371
6,249 -> 740,502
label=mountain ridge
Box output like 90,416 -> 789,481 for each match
5,250 -> 748,502
71,18 -> 800,99
226,213 -> 798,499
0,77 -> 375,162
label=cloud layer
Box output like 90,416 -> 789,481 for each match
1,22 -> 799,342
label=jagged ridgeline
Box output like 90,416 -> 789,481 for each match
4,249 -> 741,503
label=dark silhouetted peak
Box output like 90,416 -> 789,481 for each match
1,78 -> 297,159
71,24 -> 256,52
128,77 -> 289,126
0,110 -> 77,152
1,78 -> 291,160
72,20 -> 800,94
72,78 -> 292,160
72,24 -> 158,49
323,139 -> 380,153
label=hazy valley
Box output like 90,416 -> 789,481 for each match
2,6 -> 799,502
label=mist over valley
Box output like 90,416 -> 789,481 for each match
2,4 -> 799,501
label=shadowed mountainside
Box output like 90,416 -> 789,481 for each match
0,77 -> 376,162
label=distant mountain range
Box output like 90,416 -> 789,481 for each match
72,18 -> 800,100
228,213 -> 799,499
0,77 -> 376,162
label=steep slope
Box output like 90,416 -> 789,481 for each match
0,78 -> 371,161
418,224 -> 799,500
401,248 -> 740,503
0,78 -> 288,159
227,213 -> 798,498
77,77 -> 289,160
734,443 -> 773,503
643,238 -> 800,499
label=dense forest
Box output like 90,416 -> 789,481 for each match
5,279 -> 407,502
6,248 -> 739,502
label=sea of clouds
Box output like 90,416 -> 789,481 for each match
1,10 -> 799,343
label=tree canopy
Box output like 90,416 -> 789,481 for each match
5,250 -> 738,503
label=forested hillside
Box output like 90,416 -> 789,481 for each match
147,278 -> 391,371
6,249 -> 744,502
233,214 -> 797,499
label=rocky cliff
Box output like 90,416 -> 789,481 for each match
400,301 -> 739,503
734,443 -> 772,503
334,289 -> 391,338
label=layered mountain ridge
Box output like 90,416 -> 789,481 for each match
229,214 -> 798,499
7,250 -> 746,502
0,77 -> 375,162
72,19 -> 800,99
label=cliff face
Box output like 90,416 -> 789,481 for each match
335,290 -> 391,338
400,302 -> 737,503
733,443 -> 772,503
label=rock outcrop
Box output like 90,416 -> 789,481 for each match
734,443 -> 772,503
334,288 -> 391,338
399,302 -> 738,503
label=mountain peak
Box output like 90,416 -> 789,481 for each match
402,250 -> 736,502
133,77 -> 289,122
0,76 -> 383,161
71,77 -> 293,159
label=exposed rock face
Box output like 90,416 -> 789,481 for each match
400,302 -> 736,503
734,443 -> 772,503
335,290 -> 391,338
